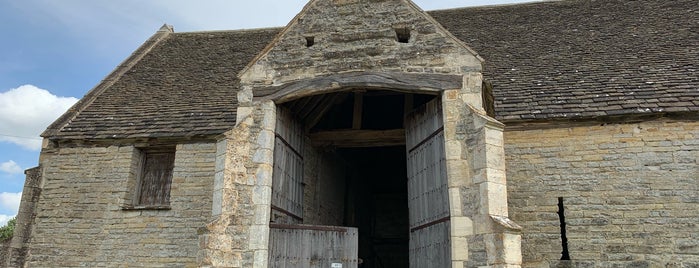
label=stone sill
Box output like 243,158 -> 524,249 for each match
120,205 -> 171,211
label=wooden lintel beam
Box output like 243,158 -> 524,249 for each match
310,129 -> 405,148
362,91 -> 404,97
254,71 -> 460,102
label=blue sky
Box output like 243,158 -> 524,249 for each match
0,0 -> 536,225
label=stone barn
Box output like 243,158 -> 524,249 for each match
3,0 -> 697,267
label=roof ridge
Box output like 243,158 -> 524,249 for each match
174,27 -> 284,35
41,25 -> 174,139
427,0 -> 561,12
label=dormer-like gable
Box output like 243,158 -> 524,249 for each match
239,0 -> 483,89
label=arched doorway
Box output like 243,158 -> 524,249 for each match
269,89 -> 450,267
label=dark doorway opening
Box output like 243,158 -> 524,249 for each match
339,146 -> 409,268
275,90 -> 440,267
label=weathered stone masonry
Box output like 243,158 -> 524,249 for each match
506,119 -> 699,268
199,101 -> 277,268
24,143 -> 216,267
4,167 -> 41,267
3,0 -> 697,267
196,0 -> 524,266
0,240 -> 8,266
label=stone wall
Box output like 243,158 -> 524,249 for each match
232,0 -> 523,266
5,166 -> 42,267
239,0 -> 481,92
505,119 -> 699,268
26,142 -> 216,267
200,101 -> 277,268
0,239 -> 9,266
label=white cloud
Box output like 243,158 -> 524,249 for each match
0,85 -> 78,151
0,192 -> 22,227
0,192 -> 22,215
0,214 -> 14,227
0,161 -> 22,175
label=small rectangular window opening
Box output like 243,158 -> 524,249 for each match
305,36 -> 315,47
558,197 -> 571,260
135,148 -> 175,208
395,28 -> 411,43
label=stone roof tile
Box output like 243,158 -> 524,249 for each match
431,0 -> 697,122
47,0 -> 697,139
49,29 -> 280,140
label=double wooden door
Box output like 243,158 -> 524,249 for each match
270,98 -> 450,267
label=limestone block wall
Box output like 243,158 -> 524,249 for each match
442,90 -> 522,267
200,101 -> 277,268
505,119 -> 699,268
26,142 -> 216,267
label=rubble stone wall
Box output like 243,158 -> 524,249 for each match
0,239 -> 9,266
505,119 -> 699,268
4,166 -> 42,267
239,0 -> 481,90
25,142 -> 216,267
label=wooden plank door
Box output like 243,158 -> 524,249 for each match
271,106 -> 360,267
269,224 -> 359,268
272,107 -> 305,223
405,97 -> 451,267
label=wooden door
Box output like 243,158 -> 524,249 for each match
271,106 -> 359,267
272,107 -> 305,223
405,97 -> 451,267
269,224 -> 359,268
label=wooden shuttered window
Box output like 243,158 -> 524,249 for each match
136,148 -> 175,207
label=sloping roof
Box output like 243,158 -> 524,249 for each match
44,0 -> 698,140
44,28 -> 280,140
431,0 -> 698,122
